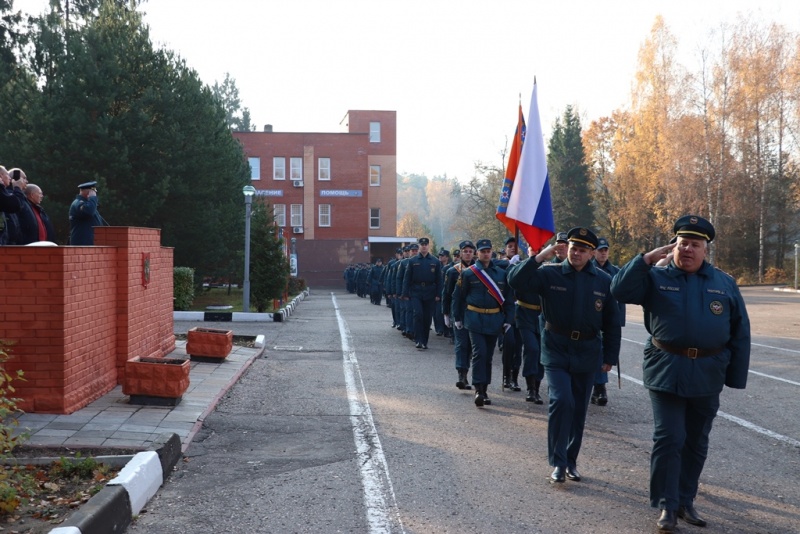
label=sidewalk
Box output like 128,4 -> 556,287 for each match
14,340 -> 264,452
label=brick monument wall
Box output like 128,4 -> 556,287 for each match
0,227 -> 174,414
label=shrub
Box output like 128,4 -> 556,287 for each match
0,341 -> 27,516
173,267 -> 195,311
763,267 -> 787,285
288,276 -> 307,295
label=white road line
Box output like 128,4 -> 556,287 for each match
332,294 -> 404,534
618,339 -> 800,448
751,342 -> 800,355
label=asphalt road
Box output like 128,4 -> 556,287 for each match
129,286 -> 800,533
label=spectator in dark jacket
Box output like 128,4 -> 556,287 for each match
19,183 -> 57,244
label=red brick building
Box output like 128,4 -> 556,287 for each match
234,110 -> 411,288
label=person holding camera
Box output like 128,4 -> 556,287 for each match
68,181 -> 109,245
0,166 -> 26,245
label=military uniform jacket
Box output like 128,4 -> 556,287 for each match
68,194 -> 107,245
402,252 -> 442,300
369,264 -> 385,289
592,258 -> 626,326
507,258 -> 621,373
451,261 -> 512,335
382,259 -> 398,294
611,255 -> 751,396
442,261 -> 472,316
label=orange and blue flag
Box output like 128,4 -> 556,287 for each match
495,103 -> 526,235
505,81 -> 554,250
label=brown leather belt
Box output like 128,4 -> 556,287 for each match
467,305 -> 500,314
544,322 -> 596,341
516,300 -> 541,311
651,338 -> 724,360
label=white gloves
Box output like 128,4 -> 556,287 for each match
454,321 -> 463,330
443,315 -> 451,327
503,323 -> 512,332
509,254 -> 521,265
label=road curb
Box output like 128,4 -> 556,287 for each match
175,288 -> 311,323
49,432 -> 183,534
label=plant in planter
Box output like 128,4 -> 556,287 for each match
123,357 -> 190,406
186,327 -> 233,362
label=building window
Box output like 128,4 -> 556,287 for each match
369,122 -> 381,143
273,204 -> 286,227
370,165 -> 381,186
249,157 -> 261,180
370,208 -> 380,229
290,157 -> 303,180
273,157 -> 285,180
290,204 -> 303,227
318,158 -> 331,181
319,204 -> 331,227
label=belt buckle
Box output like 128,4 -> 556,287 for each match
570,331 -> 581,341
687,347 -> 698,359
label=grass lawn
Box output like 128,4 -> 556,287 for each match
189,286 -> 279,312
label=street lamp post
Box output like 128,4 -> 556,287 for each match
242,185 -> 256,312
795,243 -> 799,291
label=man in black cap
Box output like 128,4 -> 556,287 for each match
452,238 -> 513,407
433,248 -> 451,336
507,227 -> 621,483
69,181 -> 108,245
368,258 -> 385,305
550,232 -> 568,263
589,237 -> 626,406
402,237 -> 442,349
395,243 -> 417,339
442,240 -> 476,390
383,248 -> 404,325
0,166 -> 24,245
500,236 -> 523,391
611,215 -> 750,532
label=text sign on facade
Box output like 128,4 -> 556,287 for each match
256,190 -> 283,197
319,190 -> 363,197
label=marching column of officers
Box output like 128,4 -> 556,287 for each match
350,214 -> 751,533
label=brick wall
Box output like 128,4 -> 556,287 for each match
0,227 -> 174,414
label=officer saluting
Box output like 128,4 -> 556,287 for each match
611,215 -> 750,532
402,237 -> 442,350
507,227 -> 621,483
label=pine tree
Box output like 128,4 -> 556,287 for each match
249,199 -> 290,312
547,106 -> 593,232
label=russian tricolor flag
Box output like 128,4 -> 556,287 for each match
505,81 -> 555,250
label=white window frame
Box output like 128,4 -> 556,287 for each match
370,208 -> 380,229
248,157 -> 261,180
273,157 -> 285,180
290,204 -> 303,227
319,204 -> 331,227
290,157 -> 303,181
370,165 -> 381,186
273,204 -> 286,227
318,157 -> 331,181
369,121 -> 381,143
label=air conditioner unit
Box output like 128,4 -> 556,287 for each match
292,226 -> 304,234
292,180 -> 304,187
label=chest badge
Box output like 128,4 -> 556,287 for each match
595,299 -> 603,312
710,300 -> 723,315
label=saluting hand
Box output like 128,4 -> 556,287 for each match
643,242 -> 677,266
535,243 -> 560,263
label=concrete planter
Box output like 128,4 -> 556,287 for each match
186,327 -> 233,362
123,357 -> 190,406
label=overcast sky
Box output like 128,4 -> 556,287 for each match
14,0 -> 800,181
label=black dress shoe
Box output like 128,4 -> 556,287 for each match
678,504 -> 707,527
657,510 -> 677,532
550,466 -> 565,483
565,466 -> 581,481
